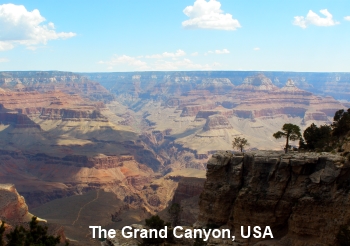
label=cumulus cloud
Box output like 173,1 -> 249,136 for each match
293,9 -> 340,28
345,16 -> 350,21
254,47 -> 260,51
182,0 -> 241,30
146,49 -> 186,59
0,4 -> 76,50
98,55 -> 149,70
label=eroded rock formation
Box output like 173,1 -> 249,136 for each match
0,184 -> 32,223
203,115 -> 233,131
0,184 -> 66,243
195,151 -> 350,245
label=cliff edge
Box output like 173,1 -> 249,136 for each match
0,184 -> 34,223
195,151 -> 350,246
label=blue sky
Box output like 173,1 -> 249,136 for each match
0,0 -> 350,72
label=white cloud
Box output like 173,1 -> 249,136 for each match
0,57 -> 9,62
191,52 -> 199,56
182,0 -> 241,30
345,16 -> 350,21
215,48 -> 229,54
99,54 -> 219,71
0,41 -> 14,51
0,4 -> 76,50
146,49 -> 186,59
293,9 -> 340,28
254,47 -> 260,51
206,49 -> 230,54
98,55 -> 149,70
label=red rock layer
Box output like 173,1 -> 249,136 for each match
0,91 -> 106,121
0,184 -> 30,222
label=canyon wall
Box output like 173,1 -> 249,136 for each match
196,151 -> 350,246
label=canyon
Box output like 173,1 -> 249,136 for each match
0,70 -> 349,245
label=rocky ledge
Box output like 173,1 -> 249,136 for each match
0,184 -> 33,223
195,150 -> 350,246
0,184 -> 66,243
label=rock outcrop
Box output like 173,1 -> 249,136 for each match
236,74 -> 279,91
181,103 -> 217,117
195,150 -> 350,245
0,184 -> 66,243
203,115 -> 233,131
0,184 -> 33,223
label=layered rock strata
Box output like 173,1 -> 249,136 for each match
0,71 -> 115,102
0,91 -> 106,121
203,115 -> 233,131
196,151 -> 350,245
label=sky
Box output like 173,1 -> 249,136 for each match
0,0 -> 350,72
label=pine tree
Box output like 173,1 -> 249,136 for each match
273,123 -> 301,153
168,203 -> 182,227
4,217 -> 62,246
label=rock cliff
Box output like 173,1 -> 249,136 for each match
0,184 -> 66,243
172,177 -> 205,226
0,90 -> 106,121
0,184 -> 33,223
195,151 -> 350,245
203,115 -> 233,131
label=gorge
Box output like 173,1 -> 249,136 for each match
0,70 -> 349,245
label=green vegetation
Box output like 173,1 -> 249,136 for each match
332,109 -> 350,137
193,237 -> 207,246
303,123 -> 332,151
0,217 -> 66,246
232,137 -> 250,152
299,109 -> 350,152
273,123 -> 301,153
140,215 -> 171,246
168,203 -> 182,227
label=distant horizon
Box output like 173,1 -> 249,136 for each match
1,1 -> 350,72
2,70 -> 350,74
